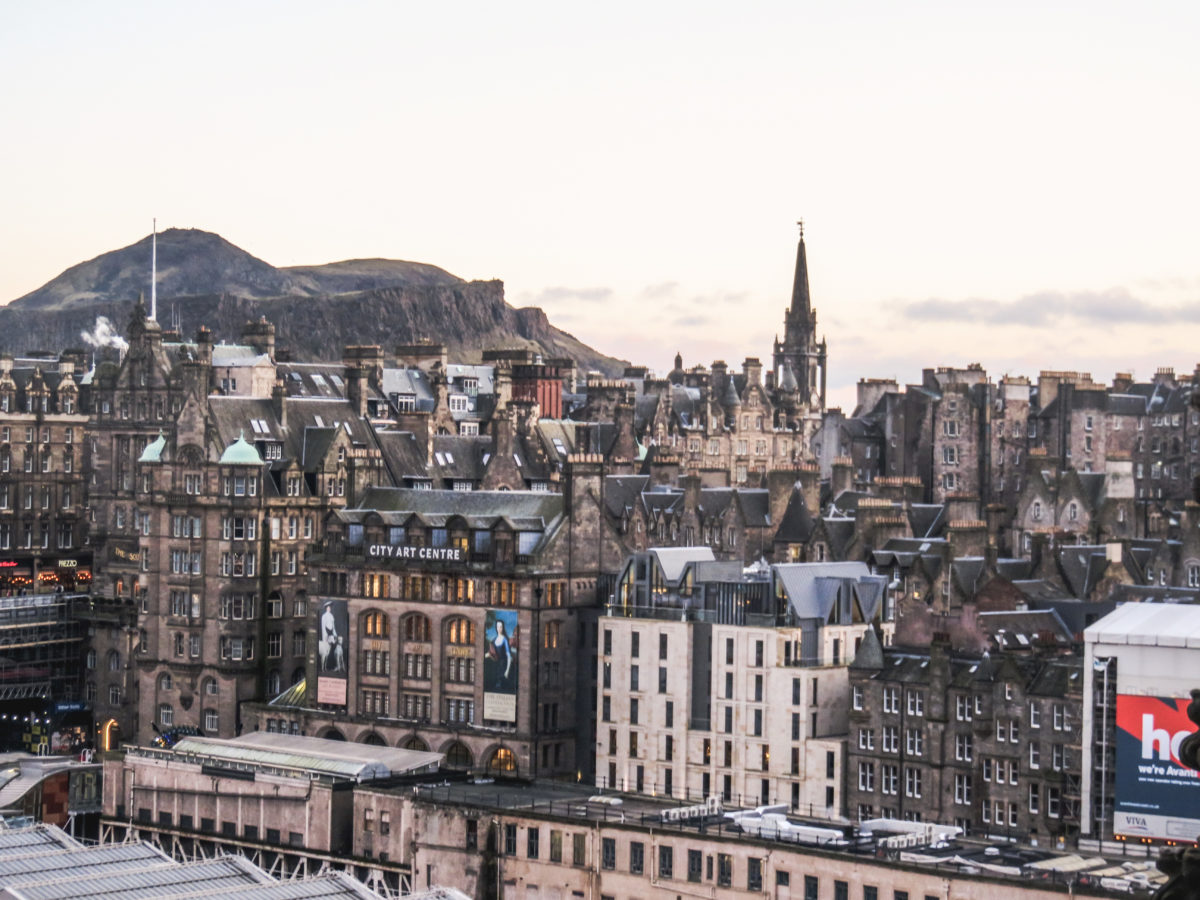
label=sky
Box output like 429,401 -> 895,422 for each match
2,1 -> 1198,411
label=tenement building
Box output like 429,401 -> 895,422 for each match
846,632 -> 1083,845
596,548 -> 893,813
246,456 -> 634,779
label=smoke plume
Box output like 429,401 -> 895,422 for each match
80,317 -> 129,353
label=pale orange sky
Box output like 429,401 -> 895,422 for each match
2,1 -> 1198,410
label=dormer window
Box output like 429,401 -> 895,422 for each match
449,394 -> 469,413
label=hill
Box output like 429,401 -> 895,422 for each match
2,229 -> 626,375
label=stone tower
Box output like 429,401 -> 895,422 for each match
772,223 -> 827,412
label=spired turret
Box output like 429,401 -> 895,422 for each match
772,221 -> 826,413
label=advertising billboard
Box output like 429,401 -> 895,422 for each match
1113,694 -> 1200,840
483,608 -> 519,723
316,599 -> 349,706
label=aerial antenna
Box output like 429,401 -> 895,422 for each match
150,218 -> 157,322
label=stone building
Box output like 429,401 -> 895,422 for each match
596,549 -> 892,814
846,632 -> 1083,845
244,459 -> 634,780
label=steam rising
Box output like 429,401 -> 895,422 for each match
80,317 -> 129,353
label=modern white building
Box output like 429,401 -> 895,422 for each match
597,548 -> 894,816
1081,602 -> 1200,843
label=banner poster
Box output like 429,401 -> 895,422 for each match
483,608 -> 519,723
317,598 -> 349,706
1113,694 -> 1200,840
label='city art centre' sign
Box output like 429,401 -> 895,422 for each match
367,544 -> 464,562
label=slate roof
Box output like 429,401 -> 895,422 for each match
348,487 -> 565,532
1057,546 -> 1109,598
380,367 -> 435,412
277,362 -> 356,400
773,561 -> 878,620
649,547 -> 717,582
431,435 -> 488,482
908,504 -> 946,539
977,609 -> 1073,650
1106,393 -> 1146,416
775,491 -> 816,543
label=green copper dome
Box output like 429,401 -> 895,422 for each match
219,431 -> 264,466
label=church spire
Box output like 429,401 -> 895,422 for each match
790,219 -> 811,317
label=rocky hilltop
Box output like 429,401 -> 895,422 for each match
3,229 -> 626,374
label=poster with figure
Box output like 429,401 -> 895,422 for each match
316,599 -> 349,705
483,608 -> 519,723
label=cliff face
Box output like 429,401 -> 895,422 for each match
2,229 -> 627,375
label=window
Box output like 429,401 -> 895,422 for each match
718,853 -> 733,887
906,690 -> 924,716
956,695 -> 972,721
905,728 -> 924,755
904,767 -> 922,798
748,857 -> 763,891
527,827 -> 539,858
573,833 -> 586,866
858,762 -> 875,791
658,845 -> 673,879
853,685 -> 864,710
954,773 -> 971,805
881,764 -> 898,795
882,725 -> 898,753
630,841 -> 644,874
602,837 -> 616,870
955,733 -> 973,761
882,686 -> 898,713
687,849 -> 702,882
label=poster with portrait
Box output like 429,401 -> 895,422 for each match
316,598 -> 349,706
483,608 -> 519,723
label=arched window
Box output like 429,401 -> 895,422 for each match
362,610 -> 390,638
1068,502 -> 1078,522
86,649 -> 96,669
446,617 -> 475,645
487,746 -> 517,775
403,613 -> 431,642
267,670 -> 282,695
107,650 -> 121,671
158,672 -> 173,691
362,732 -> 386,746
444,741 -> 474,770
403,736 -> 429,751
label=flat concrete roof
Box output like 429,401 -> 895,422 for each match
1083,602 -> 1200,649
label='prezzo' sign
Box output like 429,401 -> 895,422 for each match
367,544 -> 464,562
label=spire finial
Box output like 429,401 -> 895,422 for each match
797,219 -> 804,240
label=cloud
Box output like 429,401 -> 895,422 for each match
672,315 -> 712,329
527,285 -> 613,305
894,286 -> 1200,327
638,281 -> 679,299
